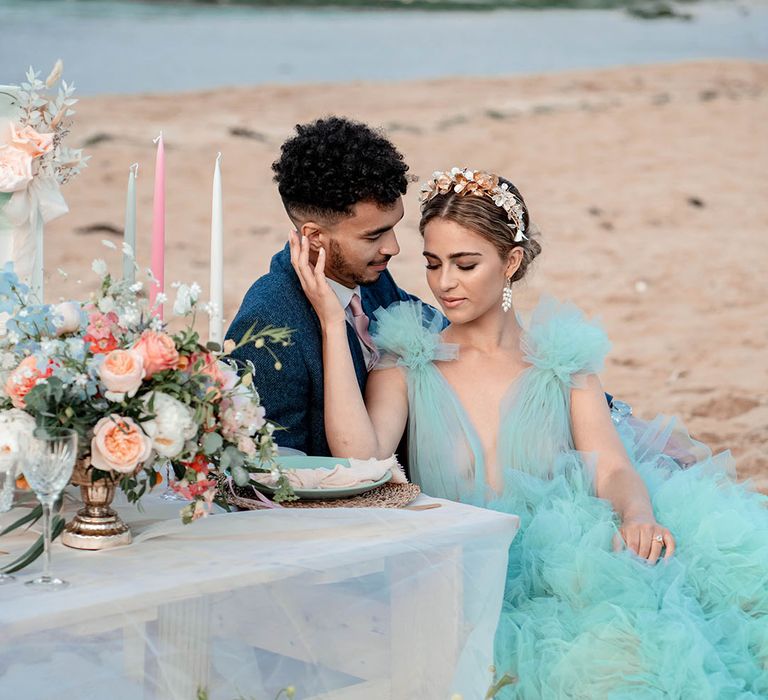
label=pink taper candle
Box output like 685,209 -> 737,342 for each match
150,132 -> 165,319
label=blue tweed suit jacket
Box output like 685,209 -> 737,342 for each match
226,244 -> 423,456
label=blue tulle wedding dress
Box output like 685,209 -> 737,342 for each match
371,298 -> 768,699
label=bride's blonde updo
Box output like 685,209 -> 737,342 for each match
418,168 -> 541,283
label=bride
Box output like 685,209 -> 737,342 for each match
289,168 -> 767,697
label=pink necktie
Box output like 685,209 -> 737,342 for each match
348,293 -> 380,371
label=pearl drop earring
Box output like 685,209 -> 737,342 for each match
502,278 -> 513,313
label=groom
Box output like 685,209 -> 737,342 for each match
226,117 -> 424,456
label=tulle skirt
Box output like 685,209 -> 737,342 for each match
490,416 -> 768,699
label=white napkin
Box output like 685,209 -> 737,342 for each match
252,455 -> 407,490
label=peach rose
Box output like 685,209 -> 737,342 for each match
0,143 -> 34,193
99,349 -> 145,402
132,330 -> 179,377
4,356 -> 53,409
10,124 -> 54,158
90,415 -> 152,474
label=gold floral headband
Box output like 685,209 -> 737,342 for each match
419,168 -> 528,242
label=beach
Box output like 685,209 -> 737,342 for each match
42,59 -> 768,490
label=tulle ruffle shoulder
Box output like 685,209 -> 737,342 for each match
370,300 -> 457,371
522,296 -> 611,385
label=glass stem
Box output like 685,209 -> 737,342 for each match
41,502 -> 52,580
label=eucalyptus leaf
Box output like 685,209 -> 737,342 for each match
232,465 -> 249,487
202,432 -> 223,455
0,503 -> 42,536
224,445 -> 244,470
1,515 -> 65,574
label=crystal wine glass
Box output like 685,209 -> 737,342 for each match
22,428 -> 78,589
160,460 -> 187,501
0,450 -> 21,584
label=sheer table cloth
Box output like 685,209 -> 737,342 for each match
0,493 -> 519,700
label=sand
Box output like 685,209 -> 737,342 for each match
41,59 -> 768,490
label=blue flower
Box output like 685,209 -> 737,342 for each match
5,304 -> 57,340
0,262 -> 29,315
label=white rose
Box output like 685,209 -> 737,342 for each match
0,408 -> 36,467
141,391 -> 198,459
52,301 -> 82,336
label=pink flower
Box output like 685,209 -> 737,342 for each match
90,415 -> 152,474
99,349 -> 145,402
85,309 -> 120,341
4,356 -> 54,409
237,435 -> 257,456
132,330 -> 179,377
220,393 -> 266,441
171,474 -> 217,500
10,124 -> 54,158
84,308 -> 120,354
220,363 -> 239,392
0,143 -> 34,193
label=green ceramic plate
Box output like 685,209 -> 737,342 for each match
253,456 -> 392,500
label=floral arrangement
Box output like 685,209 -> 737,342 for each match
419,168 -> 528,242
0,255 -> 295,523
0,61 -> 88,193
0,62 -> 89,296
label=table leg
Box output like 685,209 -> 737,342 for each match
389,544 -> 463,699
153,596 -> 212,700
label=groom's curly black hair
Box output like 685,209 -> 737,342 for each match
272,116 -> 410,220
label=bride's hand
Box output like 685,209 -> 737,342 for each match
288,230 -> 347,329
617,516 -> 676,564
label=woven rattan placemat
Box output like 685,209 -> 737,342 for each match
226,481 -> 421,510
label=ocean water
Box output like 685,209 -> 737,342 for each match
0,0 -> 765,94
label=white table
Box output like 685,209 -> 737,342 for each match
0,493 -> 519,700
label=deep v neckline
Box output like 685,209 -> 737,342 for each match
432,332 -> 533,491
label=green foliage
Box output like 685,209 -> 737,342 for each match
485,671 -> 518,698
202,432 -> 223,455
0,497 -> 40,537
272,472 -> 299,503
1,511 -> 65,574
